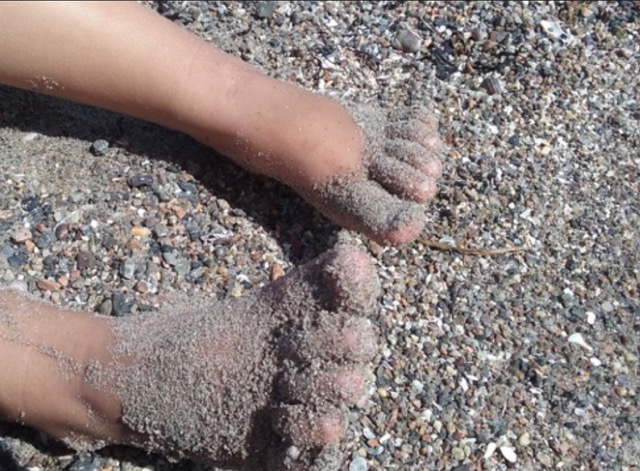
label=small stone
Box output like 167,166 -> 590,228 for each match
7,252 -> 29,269
615,386 -> 628,397
37,278 -> 61,291
256,1 -> 276,19
500,446 -> 517,463
411,379 -> 424,394
481,77 -> 503,95
568,332 -> 593,351
484,442 -> 497,459
134,280 -> 148,293
21,195 -> 40,212
90,139 -> 109,156
601,301 -> 614,313
518,432 -> 531,447
452,447 -> 465,461
127,174 -> 154,188
111,291 -> 134,317
34,231 -> 56,249
349,456 -> 368,471
590,357 -> 602,367
131,226 -> 151,237
121,257 -> 136,279
11,226 -> 32,243
395,29 -> 422,53
55,223 -> 70,240
76,251 -> 96,270
98,299 -> 112,316
24,239 -> 36,253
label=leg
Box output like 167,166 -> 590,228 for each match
0,247 -> 380,469
0,1 -> 443,245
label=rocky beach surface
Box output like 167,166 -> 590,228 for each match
0,1 -> 638,470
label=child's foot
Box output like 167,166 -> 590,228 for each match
0,246 -> 380,470
178,56 -> 443,245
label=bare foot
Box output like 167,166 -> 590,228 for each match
0,246 -> 380,470
178,55 -> 443,245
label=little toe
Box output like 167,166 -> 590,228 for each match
272,405 -> 346,448
282,313 -> 378,364
278,365 -> 368,406
308,179 -> 426,245
370,155 -> 438,202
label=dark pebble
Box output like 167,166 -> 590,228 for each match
21,195 -> 40,212
55,223 -> 70,240
34,231 -> 56,249
7,252 -> 28,269
178,181 -> 198,194
256,1 -> 275,19
90,139 -> 109,156
76,250 -> 97,270
481,77 -> 503,95
127,174 -> 154,188
111,291 -> 134,317
1,245 -> 16,260
508,134 -> 520,147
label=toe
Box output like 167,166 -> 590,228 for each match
278,364 -> 368,406
272,405 -> 346,448
370,155 -> 438,202
281,313 -> 378,364
308,179 -> 426,245
321,246 -> 379,314
260,246 -> 379,316
384,139 -> 443,179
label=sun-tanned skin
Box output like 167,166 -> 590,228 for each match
0,1 -> 442,244
0,247 -> 379,470
0,1 -> 443,468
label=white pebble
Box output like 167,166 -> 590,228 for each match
484,442 -> 497,459
586,311 -> 596,325
349,456 -> 368,471
590,357 -> 602,367
500,445 -> 518,463
411,379 -> 424,394
568,333 -> 593,351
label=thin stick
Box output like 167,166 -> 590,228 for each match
418,238 -> 529,256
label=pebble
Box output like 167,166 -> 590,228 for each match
121,257 -> 136,279
36,278 -> 60,291
499,446 -> 517,463
55,223 -> 70,240
256,1 -> 276,19
89,139 -> 109,156
349,456 -> 368,471
481,77 -> 503,95
76,250 -> 96,270
394,29 -> 422,53
568,332 -> 593,351
98,298 -> 113,316
11,226 -> 32,243
127,174 -> 154,188
518,432 -> 531,447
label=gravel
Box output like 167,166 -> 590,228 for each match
1,1 -> 639,470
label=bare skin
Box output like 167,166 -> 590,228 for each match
0,247 -> 380,470
0,1 -> 443,245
